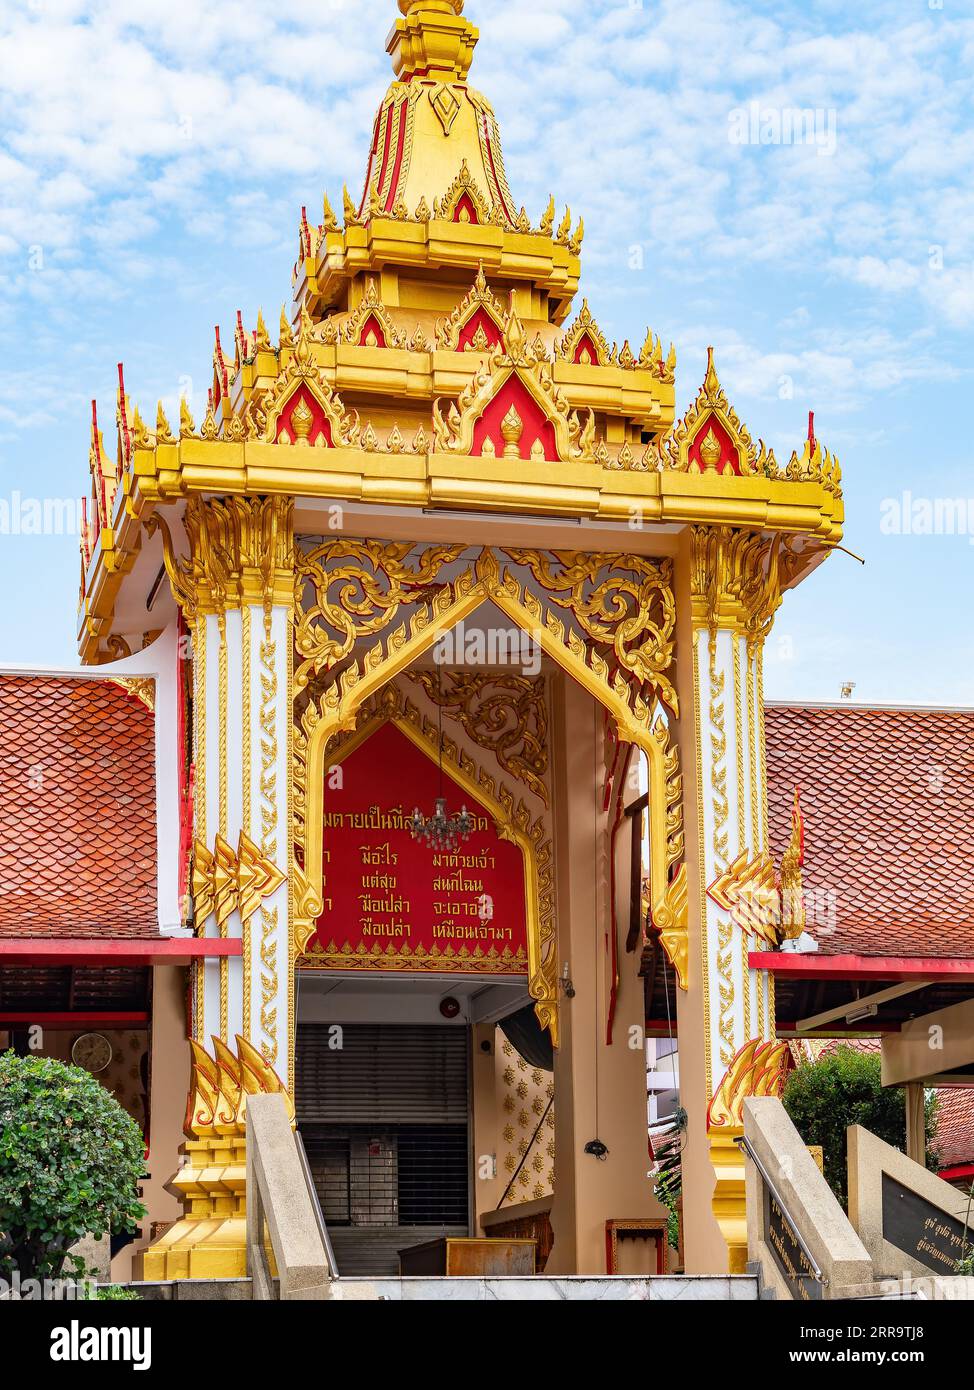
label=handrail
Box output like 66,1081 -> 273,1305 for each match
294,1128 -> 339,1279
245,1094 -> 333,1300
734,1133 -> 828,1287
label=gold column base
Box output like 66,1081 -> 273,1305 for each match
142,1135 -> 248,1282
709,1125 -> 748,1274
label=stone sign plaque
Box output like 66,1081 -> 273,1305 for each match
764,1186 -> 824,1301
881,1172 -> 970,1275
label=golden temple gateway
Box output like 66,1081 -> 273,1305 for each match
5,0 -> 971,1300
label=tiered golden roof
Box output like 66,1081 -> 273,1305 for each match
77,0 -> 843,663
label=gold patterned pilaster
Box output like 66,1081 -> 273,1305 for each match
194,613 -> 207,1043
144,497 -> 296,1279
242,603 -> 253,1039
706,1039 -> 791,1271
690,526 -> 796,1267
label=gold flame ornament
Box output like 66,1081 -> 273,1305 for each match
698,425 -> 722,471
291,396 -> 314,446
501,404 -> 524,458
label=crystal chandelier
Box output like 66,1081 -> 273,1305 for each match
410,666 -> 474,852
409,795 -> 473,852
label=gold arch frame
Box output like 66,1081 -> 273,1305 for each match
292,546 -> 687,1044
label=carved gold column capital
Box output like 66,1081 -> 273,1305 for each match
690,525 -> 797,650
149,495 -> 295,621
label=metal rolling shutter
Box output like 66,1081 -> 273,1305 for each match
297,1024 -> 471,1264
296,1023 -> 469,1125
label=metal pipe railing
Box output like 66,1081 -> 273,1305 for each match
734,1133 -> 828,1287
294,1128 -> 339,1279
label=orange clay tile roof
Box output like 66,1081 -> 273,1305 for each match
933,1088 -> 974,1170
0,675 -> 158,937
766,704 -> 974,959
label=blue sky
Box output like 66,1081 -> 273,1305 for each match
1,0 -> 971,703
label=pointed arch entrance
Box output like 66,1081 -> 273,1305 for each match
292,542 -> 687,1052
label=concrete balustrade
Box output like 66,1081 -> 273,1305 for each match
245,1094 -> 333,1301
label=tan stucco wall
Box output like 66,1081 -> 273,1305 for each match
545,674 -> 669,1275
471,1021 -> 554,1226
122,964 -> 188,1282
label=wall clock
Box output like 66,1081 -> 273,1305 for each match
71,1032 -> 113,1075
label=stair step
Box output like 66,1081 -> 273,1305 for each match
328,1226 -> 467,1278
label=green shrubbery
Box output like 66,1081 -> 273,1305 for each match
783,1046 -> 938,1209
0,1051 -> 146,1281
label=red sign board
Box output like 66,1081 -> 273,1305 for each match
308,721 -> 528,975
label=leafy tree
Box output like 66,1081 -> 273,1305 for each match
783,1046 -> 938,1210
0,1051 -> 146,1281
653,1123 -> 685,1252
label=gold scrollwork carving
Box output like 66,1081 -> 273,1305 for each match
647,712 -> 689,989
148,496 -> 295,621
295,539 -> 467,690
434,157 -> 493,225
556,299 -> 612,367
409,670 -> 549,807
435,262 -> 506,350
504,549 -> 678,714
707,1037 -> 791,1130
340,277 -> 408,349
192,832 -> 286,934
691,525 -> 806,652
431,295 -> 597,465
185,1033 -> 294,1141
291,543 -> 685,1033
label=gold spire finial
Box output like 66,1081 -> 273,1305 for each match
778,787 -> 806,941
399,0 -> 464,12
291,397 -> 314,446
389,0 -> 477,81
698,426 -> 722,471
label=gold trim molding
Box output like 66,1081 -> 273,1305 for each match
291,542 -> 683,964
291,543 -> 687,1040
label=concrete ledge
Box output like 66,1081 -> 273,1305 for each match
246,1094 -> 333,1300
127,1279 -> 253,1301
332,1276 -> 758,1302
841,1275 -> 974,1301
848,1124 -> 974,1280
